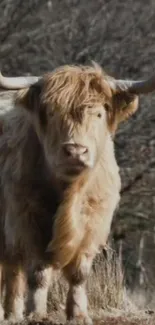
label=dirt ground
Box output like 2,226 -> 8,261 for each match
1,314 -> 154,325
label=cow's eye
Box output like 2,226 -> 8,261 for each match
97,113 -> 102,118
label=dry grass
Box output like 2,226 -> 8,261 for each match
1,249 -> 154,325
1,314 -> 154,325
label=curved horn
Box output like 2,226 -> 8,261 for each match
107,73 -> 155,94
0,71 -> 41,90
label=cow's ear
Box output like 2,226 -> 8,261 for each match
106,91 -> 139,134
15,81 -> 48,129
15,81 -> 42,113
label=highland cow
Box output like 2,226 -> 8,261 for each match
0,64 -> 154,323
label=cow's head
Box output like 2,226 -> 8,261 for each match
14,65 -> 139,181
1,63 -> 154,181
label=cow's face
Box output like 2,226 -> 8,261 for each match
17,65 -> 139,181
42,102 -> 108,180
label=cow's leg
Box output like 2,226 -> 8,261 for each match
27,264 -> 51,319
64,253 -> 94,324
0,264 -> 4,320
4,264 -> 25,322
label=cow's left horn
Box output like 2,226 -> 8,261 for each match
107,73 -> 155,94
0,71 -> 41,90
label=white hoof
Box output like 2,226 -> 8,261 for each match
68,315 -> 93,325
6,313 -> 24,323
28,311 -> 48,321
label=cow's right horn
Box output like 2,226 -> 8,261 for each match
0,71 -> 41,90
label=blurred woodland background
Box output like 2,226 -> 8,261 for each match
0,0 -> 155,311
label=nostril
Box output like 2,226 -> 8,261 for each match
82,146 -> 88,155
77,145 -> 88,156
63,145 -> 73,157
